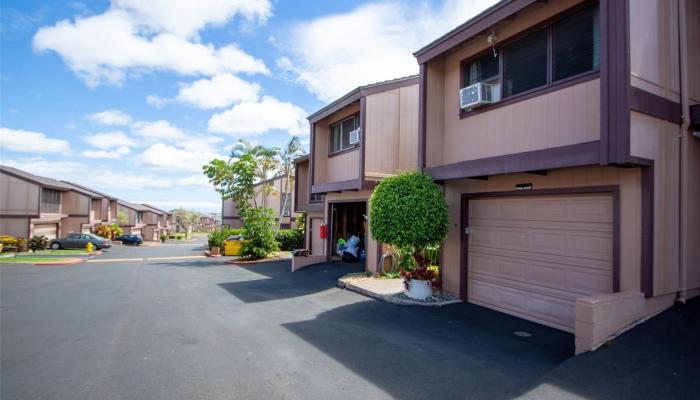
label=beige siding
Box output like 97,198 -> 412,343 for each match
365,84 -> 419,178
0,172 -> 40,215
630,0 -> 681,101
425,58 -> 445,168
326,150 -> 360,183
62,191 -> 89,215
440,166 -> 641,297
61,216 -> 85,236
1,217 -> 29,237
687,0 -> 700,102
296,161 -> 310,210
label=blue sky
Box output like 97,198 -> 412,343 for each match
1,0 -> 495,212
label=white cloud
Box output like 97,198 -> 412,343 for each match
131,120 -> 188,142
138,143 -> 218,172
175,174 -> 212,187
0,127 -> 70,153
81,146 -> 131,159
175,73 -> 260,109
82,131 -> 136,149
278,0 -> 498,102
2,157 -> 85,178
86,109 -> 132,125
113,0 -> 272,39
33,2 -> 270,87
146,94 -> 169,108
208,96 -> 308,136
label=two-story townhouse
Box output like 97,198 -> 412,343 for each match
62,181 -> 118,227
222,175 -> 298,229
116,200 -> 149,237
413,0 -> 699,352
141,204 -> 173,240
0,165 -> 73,239
295,75 -> 419,271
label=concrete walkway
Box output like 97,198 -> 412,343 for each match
338,274 -> 461,306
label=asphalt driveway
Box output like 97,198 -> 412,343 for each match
1,246 -> 698,399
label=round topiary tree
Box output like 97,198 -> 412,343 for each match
369,172 -> 449,269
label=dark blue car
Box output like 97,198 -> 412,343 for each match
116,234 -> 143,246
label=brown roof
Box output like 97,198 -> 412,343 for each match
0,165 -> 74,191
117,199 -> 150,212
62,181 -> 117,200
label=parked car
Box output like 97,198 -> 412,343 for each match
116,234 -> 143,246
49,233 -> 112,250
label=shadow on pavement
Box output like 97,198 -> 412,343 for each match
218,261 -> 364,304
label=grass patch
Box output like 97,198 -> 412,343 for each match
0,256 -> 69,264
30,249 -> 89,256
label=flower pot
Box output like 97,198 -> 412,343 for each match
404,279 -> 433,300
211,246 -> 221,256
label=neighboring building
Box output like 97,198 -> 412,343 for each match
0,165 -> 98,239
412,0 -> 699,352
198,214 -> 217,232
62,181 -> 118,231
295,75 -> 419,268
222,175 -> 298,229
140,204 -> 173,241
116,200 -> 149,237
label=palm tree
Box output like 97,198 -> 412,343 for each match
228,139 -> 280,209
278,136 -> 304,228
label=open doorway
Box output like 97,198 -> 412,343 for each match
328,201 -> 366,264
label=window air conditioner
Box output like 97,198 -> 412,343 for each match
348,128 -> 361,144
460,82 -> 493,109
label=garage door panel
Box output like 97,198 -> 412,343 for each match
467,193 -> 614,331
33,224 -> 58,240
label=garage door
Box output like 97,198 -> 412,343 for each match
33,223 -> 58,240
82,226 -> 92,234
466,193 -> 614,332
131,228 -> 142,236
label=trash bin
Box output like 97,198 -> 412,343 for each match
224,235 -> 246,256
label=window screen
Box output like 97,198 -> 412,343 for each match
40,188 -> 60,212
329,114 -> 359,154
464,53 -> 499,87
503,29 -> 548,97
553,6 -> 600,81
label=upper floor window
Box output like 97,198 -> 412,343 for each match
329,114 -> 360,155
40,188 -> 60,213
136,211 -> 144,223
310,193 -> 324,203
461,3 -> 599,110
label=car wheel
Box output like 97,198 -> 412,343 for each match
51,242 -> 61,250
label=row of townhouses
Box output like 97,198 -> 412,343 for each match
0,165 -> 173,241
292,0 -> 700,353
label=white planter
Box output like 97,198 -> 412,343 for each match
404,279 -> 433,300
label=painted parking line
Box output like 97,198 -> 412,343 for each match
87,258 -> 144,263
146,255 -> 207,261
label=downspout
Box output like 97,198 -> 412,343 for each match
676,0 -> 690,303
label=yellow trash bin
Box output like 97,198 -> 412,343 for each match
224,236 -> 246,256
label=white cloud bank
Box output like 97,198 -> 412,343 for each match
86,109 -> 132,125
278,0 -> 498,102
0,127 -> 70,153
82,131 -> 136,149
208,96 -> 308,136
33,0 -> 271,87
175,73 -> 261,109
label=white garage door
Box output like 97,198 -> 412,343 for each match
310,218 -> 324,255
33,223 -> 58,240
467,193 -> 614,332
82,226 -> 92,234
131,228 -> 142,236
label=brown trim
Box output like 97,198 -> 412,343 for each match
293,161 -> 300,213
297,203 -> 324,213
630,86 -> 682,125
359,96 -> 367,189
426,141 -> 600,181
640,165 -> 654,297
0,214 -> 39,218
690,104 -> 700,130
309,91 -> 362,124
459,72 -> 599,119
327,146 -> 359,158
67,214 -> 89,218
312,179 -> 361,194
600,0 -> 630,164
418,63 -> 427,170
309,123 -> 316,204
360,76 -> 419,96
415,0 -> 538,64
459,185 -> 621,300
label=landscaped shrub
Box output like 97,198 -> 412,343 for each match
1,235 -> 19,252
370,172 -> 448,270
207,227 -> 244,250
275,229 -> 303,251
28,236 -> 49,252
241,207 -> 278,259
94,224 -> 112,239
110,224 -> 123,239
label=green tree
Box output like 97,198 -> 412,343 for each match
117,211 -> 129,225
277,136 -> 304,228
369,172 -> 449,269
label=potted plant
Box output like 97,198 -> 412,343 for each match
370,172 -> 448,300
160,234 -> 167,243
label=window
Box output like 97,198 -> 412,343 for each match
310,193 -> 324,203
280,193 -> 291,216
329,114 -> 360,154
461,3 -> 600,109
503,28 -> 548,97
40,188 -> 60,213
136,211 -> 144,224
553,6 -> 600,81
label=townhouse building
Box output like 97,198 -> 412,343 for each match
294,75 -> 419,269
411,0 -> 699,352
141,204 -> 173,241
62,181 -> 118,230
222,175 -> 298,229
116,200 -> 149,237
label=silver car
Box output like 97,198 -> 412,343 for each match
49,233 -> 112,250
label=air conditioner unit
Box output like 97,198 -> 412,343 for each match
349,128 -> 361,144
460,82 -> 493,109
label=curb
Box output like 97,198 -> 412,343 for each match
34,257 -> 85,266
338,277 -> 461,307
225,258 -> 291,266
